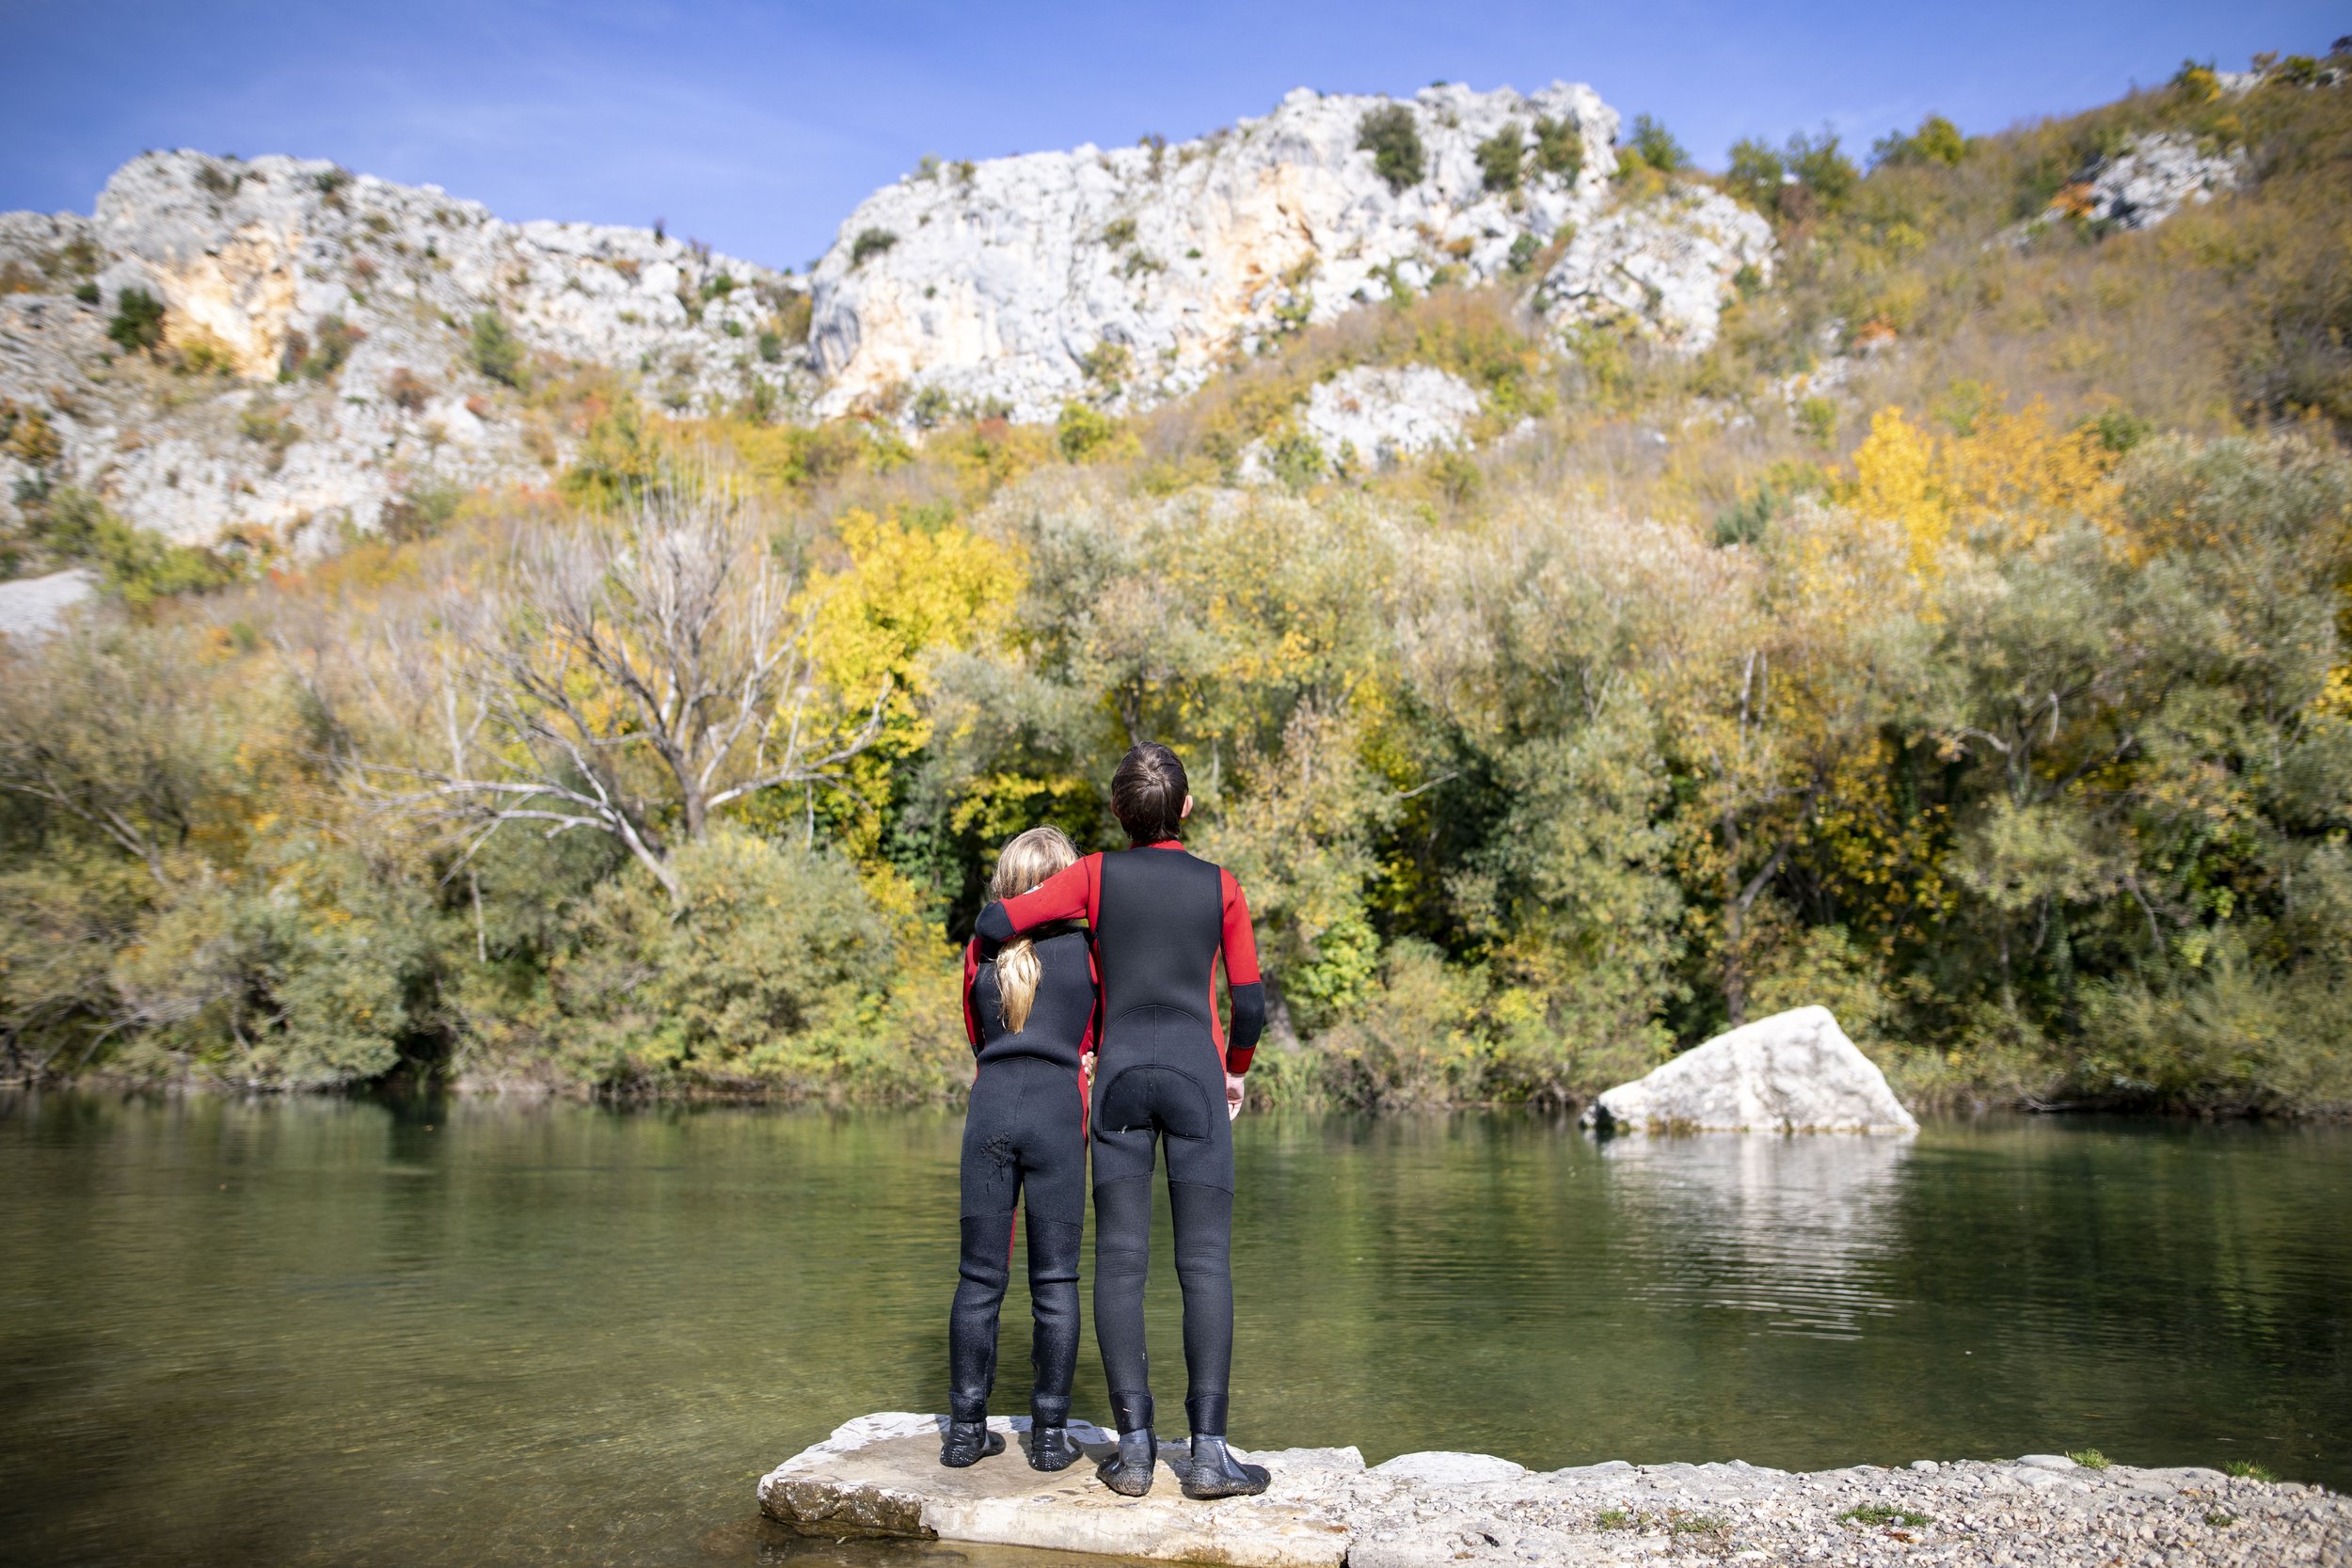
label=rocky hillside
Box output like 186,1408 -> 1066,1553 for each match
2,70 -> 2278,561
1,151 -> 806,549
806,82 -> 1633,420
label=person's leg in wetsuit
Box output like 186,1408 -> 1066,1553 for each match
1089,1006 -> 1267,1498
945,1056 -> 1088,1469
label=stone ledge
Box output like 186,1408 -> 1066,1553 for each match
756,1413 -> 2350,1567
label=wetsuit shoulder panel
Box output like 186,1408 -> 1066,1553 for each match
977,854 -> 1102,945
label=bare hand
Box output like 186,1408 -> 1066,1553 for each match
1225,1071 -> 1246,1121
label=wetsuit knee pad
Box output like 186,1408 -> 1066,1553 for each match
1167,1181 -> 1234,1274
956,1212 -> 1016,1291
1025,1214 -> 1082,1284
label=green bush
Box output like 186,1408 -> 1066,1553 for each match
1628,115 -> 1688,173
1357,104 -> 1426,193
469,310 -> 525,388
1531,115 -> 1583,179
1475,123 -> 1523,192
850,228 -> 898,267
1055,400 -> 1120,461
1727,137 -> 1787,212
1873,113 -> 1967,168
1788,130 -> 1859,211
106,288 -> 166,354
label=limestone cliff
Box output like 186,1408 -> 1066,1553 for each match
806,82 -> 1619,421
3,80 -> 1792,554
1,151 -> 806,547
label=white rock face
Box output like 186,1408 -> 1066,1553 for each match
1581,1006 -> 1917,1133
2071,134 -> 2243,230
808,83 -> 1618,421
0,567 -> 94,641
1,150 -> 806,548
1239,363 -> 1485,481
1536,182 -> 1772,355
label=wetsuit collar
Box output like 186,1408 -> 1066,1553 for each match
1131,839 -> 1188,851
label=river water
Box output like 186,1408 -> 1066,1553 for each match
1,1093 -> 2344,1566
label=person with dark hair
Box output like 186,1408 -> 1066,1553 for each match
944,826 -> 1095,1473
973,741 -> 1270,1500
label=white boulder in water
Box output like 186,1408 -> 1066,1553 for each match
1581,1006 -> 1917,1133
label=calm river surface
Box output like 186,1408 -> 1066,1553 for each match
1,1093 -> 2345,1566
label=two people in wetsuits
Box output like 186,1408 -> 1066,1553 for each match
945,741 -> 1271,1500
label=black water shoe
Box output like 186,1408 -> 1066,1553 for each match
1026,1421 -> 1082,1472
1096,1428 -> 1157,1496
940,1420 -> 1005,1467
1182,1434 -> 1270,1499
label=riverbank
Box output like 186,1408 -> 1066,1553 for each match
13,1064 -> 2349,1122
760,1414 -> 2346,1567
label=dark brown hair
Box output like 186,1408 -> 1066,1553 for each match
1110,742 -> 1187,844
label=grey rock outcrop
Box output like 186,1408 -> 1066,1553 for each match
1535,182 -> 1772,354
807,83 -> 1618,421
2053,133 -> 2244,232
759,1411 -> 2345,1566
1,150 -> 806,549
1580,1006 -> 1917,1133
0,567 -> 94,641
1239,363 -> 1486,481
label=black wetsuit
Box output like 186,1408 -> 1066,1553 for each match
949,924 -> 1096,1428
977,842 -> 1263,1438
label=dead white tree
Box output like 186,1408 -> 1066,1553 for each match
367,475 -> 886,904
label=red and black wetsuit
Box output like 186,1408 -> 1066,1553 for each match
976,841 -> 1264,1439
949,923 -> 1095,1430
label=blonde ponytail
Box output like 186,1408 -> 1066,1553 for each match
989,825 -> 1078,1034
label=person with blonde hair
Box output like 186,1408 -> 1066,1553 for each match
942,824 -> 1098,1472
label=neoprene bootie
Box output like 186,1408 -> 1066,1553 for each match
1182,1433 -> 1270,1499
939,1419 -> 1005,1467
1096,1428 -> 1157,1496
1026,1421 -> 1082,1472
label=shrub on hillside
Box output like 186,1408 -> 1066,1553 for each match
106,288 -> 166,354
1627,115 -> 1688,173
1873,113 -> 1968,168
1475,122 -> 1524,191
850,228 -> 898,267
1357,104 -> 1425,193
1531,115 -> 1583,179
469,310 -> 525,388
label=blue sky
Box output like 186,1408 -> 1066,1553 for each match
2,1 -> 2340,268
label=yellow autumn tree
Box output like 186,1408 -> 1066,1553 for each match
1845,394 -> 2121,575
796,508 -> 1025,873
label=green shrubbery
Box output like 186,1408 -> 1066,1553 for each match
1627,114 -> 1688,173
1357,104 -> 1425,192
469,310 -> 525,388
106,288 -> 166,354
8,56 -> 2352,1117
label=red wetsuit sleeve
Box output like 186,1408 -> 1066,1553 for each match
961,938 -> 983,1054
1219,868 -> 1266,1075
977,853 -> 1102,943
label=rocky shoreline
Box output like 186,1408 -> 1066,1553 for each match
757,1413 -> 2346,1567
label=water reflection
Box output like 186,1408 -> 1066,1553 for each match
1598,1132 -> 1914,1339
